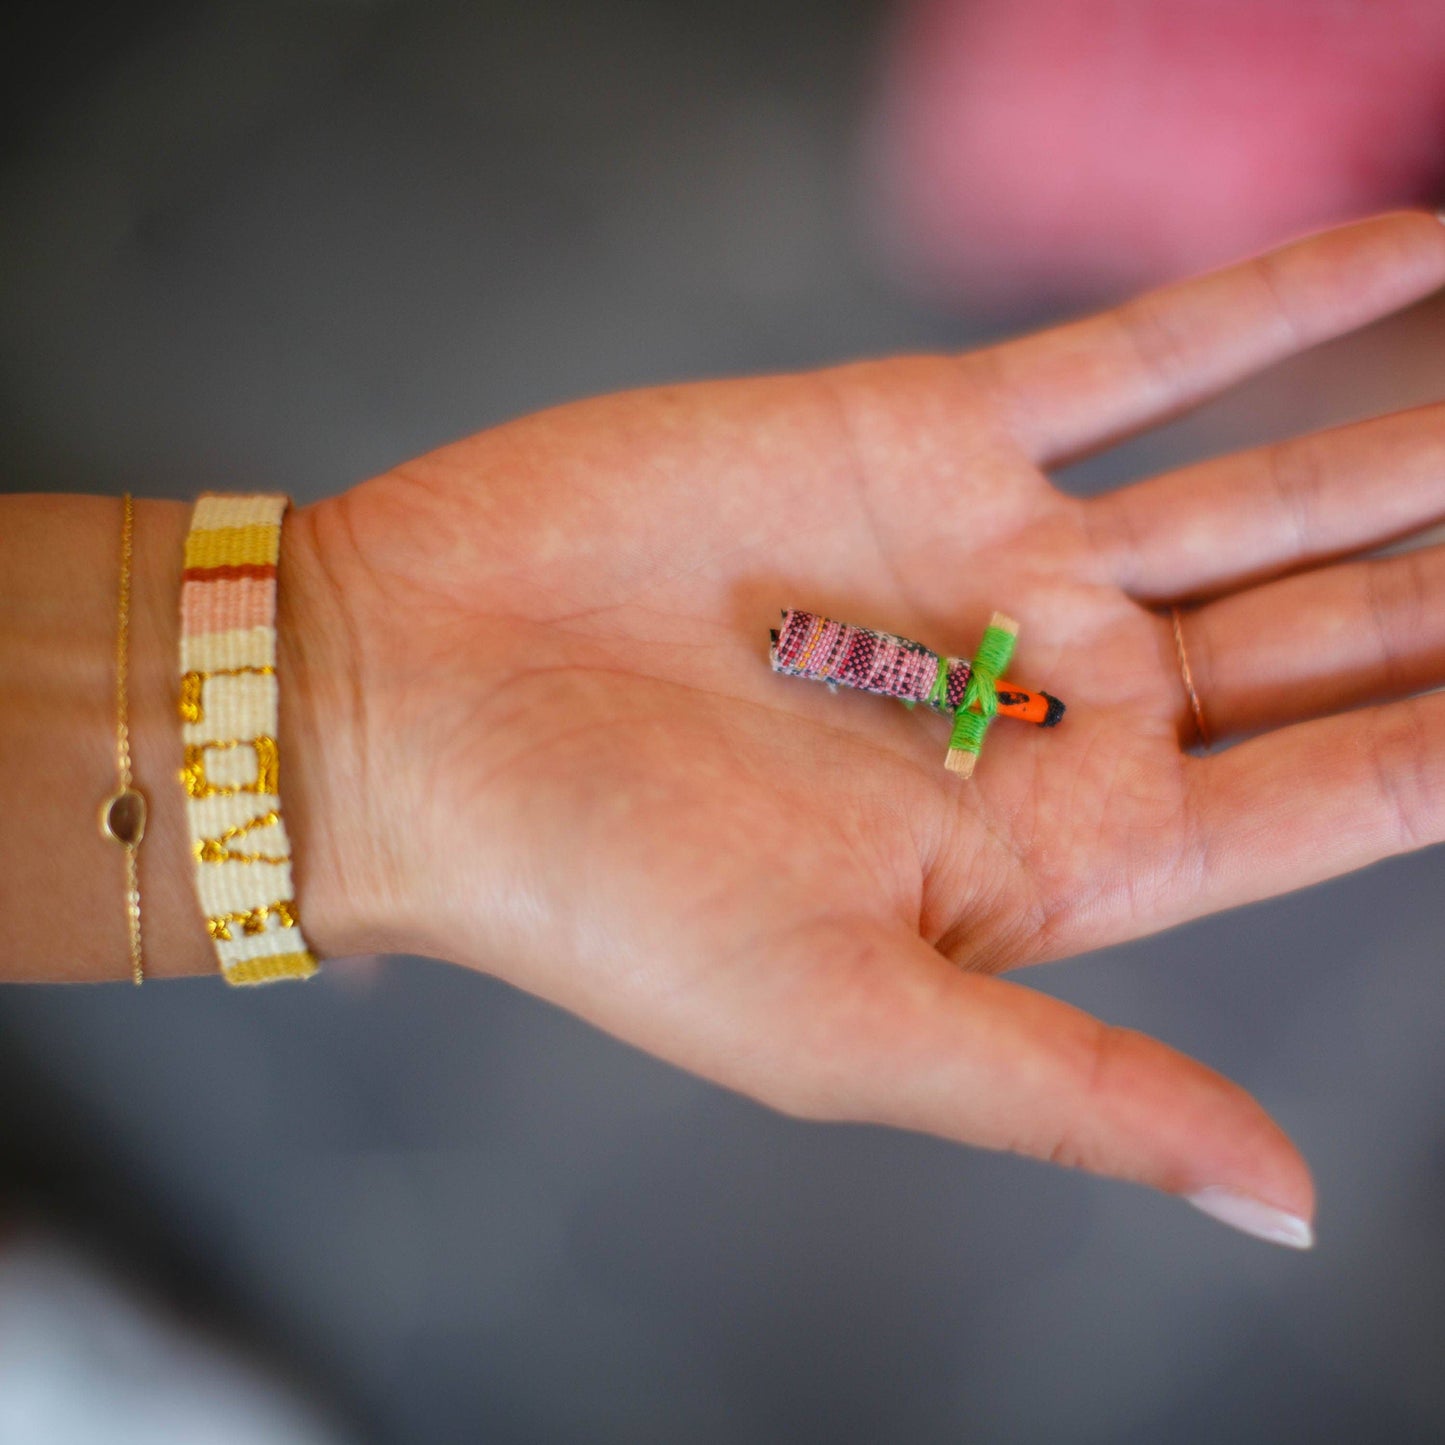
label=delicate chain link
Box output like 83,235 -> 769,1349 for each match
108,493 -> 145,986
122,846 -> 142,985
116,493 -> 134,791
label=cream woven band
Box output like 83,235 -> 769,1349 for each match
179,495 -> 317,985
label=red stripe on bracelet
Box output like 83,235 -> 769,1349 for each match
181,563 -> 278,583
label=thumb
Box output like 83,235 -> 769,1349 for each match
769,920 -> 1315,1249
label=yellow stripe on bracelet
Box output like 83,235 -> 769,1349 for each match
183,523 -> 282,571
179,495 -> 316,985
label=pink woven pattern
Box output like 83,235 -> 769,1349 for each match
769,609 -> 970,711
181,574 -> 275,634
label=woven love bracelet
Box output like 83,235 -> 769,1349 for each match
769,608 -> 1065,776
179,494 -> 317,985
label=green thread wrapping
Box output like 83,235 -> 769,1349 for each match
926,653 -> 951,709
948,622 -> 1016,758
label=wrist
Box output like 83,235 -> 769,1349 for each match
131,499 -> 213,977
274,499 -> 408,960
0,497 -> 212,980
0,493 -> 396,983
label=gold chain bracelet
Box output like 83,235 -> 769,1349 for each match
99,493 -> 146,985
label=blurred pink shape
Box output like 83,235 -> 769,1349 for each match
869,0 -> 1445,307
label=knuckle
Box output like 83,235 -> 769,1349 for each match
1115,297 -> 1196,403
1363,552 -> 1430,693
1249,250 -> 1309,353
1032,1020 -> 1138,1174
1262,436 -> 1324,556
1369,703 -> 1437,852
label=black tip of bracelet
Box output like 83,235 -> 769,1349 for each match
769,629 -> 780,645
1041,692 -> 1066,728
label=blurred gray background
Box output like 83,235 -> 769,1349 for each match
2,2 -> 1445,1441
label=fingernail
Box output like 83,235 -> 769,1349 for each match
1184,1187 -> 1314,1249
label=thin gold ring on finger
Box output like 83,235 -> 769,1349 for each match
1170,606 -> 1211,751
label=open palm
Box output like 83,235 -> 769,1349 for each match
298,213 -> 1445,1243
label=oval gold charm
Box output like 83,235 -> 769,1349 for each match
101,788 -> 147,847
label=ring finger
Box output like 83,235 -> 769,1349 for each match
1166,538 -> 1445,744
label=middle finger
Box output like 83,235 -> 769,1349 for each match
1090,400 -> 1445,602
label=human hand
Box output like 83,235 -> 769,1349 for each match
288,212 -> 1445,1245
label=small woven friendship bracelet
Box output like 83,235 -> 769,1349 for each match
769,608 -> 1064,776
179,495 -> 317,985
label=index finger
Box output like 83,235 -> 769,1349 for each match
972,211 -> 1445,469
